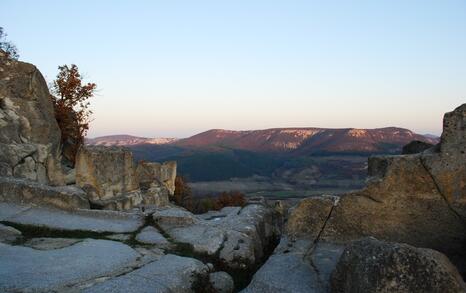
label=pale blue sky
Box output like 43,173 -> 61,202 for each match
2,1 -> 465,138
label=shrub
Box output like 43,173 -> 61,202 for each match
50,64 -> 96,166
173,176 -> 247,214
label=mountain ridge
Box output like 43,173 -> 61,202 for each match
88,127 -> 438,154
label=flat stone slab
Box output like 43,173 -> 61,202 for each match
0,176 -> 90,210
241,238 -> 344,293
0,239 -> 140,292
168,224 -> 225,255
0,204 -> 144,234
153,207 -> 197,227
83,254 -> 207,293
23,237 -> 82,250
135,226 -> 169,246
0,202 -> 30,220
241,251 -> 318,293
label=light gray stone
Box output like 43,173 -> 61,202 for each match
242,237 -> 344,293
1,204 -> 144,233
0,202 -> 30,220
154,207 -> 198,227
83,254 -> 208,293
135,226 -> 169,246
0,176 -> 90,210
0,239 -> 140,292
210,271 -> 235,293
169,224 -> 225,256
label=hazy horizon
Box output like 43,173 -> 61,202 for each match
2,1 -> 465,138
86,125 -> 442,140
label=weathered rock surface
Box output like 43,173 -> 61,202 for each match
76,145 -> 140,200
154,207 -> 198,227
135,226 -> 169,246
331,237 -> 466,293
242,237 -> 344,293
0,176 -> 90,210
0,53 -> 64,185
82,254 -> 208,293
136,160 -> 176,196
155,203 -> 282,271
210,271 -> 235,293
0,203 -> 144,234
75,145 -> 176,210
0,239 -> 140,292
0,223 -> 21,244
286,105 -> 466,276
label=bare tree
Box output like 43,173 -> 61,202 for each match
0,27 -> 19,60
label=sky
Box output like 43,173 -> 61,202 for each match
1,1 -> 465,138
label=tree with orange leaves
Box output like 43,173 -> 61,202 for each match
50,64 -> 96,166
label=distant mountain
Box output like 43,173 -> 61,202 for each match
89,128 -> 439,189
174,127 -> 439,154
86,135 -> 177,146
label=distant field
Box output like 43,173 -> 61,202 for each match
190,176 -> 364,199
246,187 -> 360,199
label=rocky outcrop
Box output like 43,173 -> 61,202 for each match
0,176 -> 90,210
75,146 -> 140,200
136,160 -> 176,195
242,238 -> 344,293
331,237 -> 466,293
136,160 -> 176,206
0,51 -> 64,185
243,104 -> 466,292
75,145 -> 176,210
286,104 -> 466,275
401,140 -> 434,154
152,201 -> 282,290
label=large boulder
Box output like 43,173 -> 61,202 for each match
0,51 -> 64,185
331,237 -> 466,293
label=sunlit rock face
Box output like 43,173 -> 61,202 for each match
0,50 -> 64,185
75,146 -> 140,200
284,103 -> 466,279
136,160 -> 177,206
75,145 -> 176,210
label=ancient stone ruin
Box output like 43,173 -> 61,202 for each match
0,51 -> 465,292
